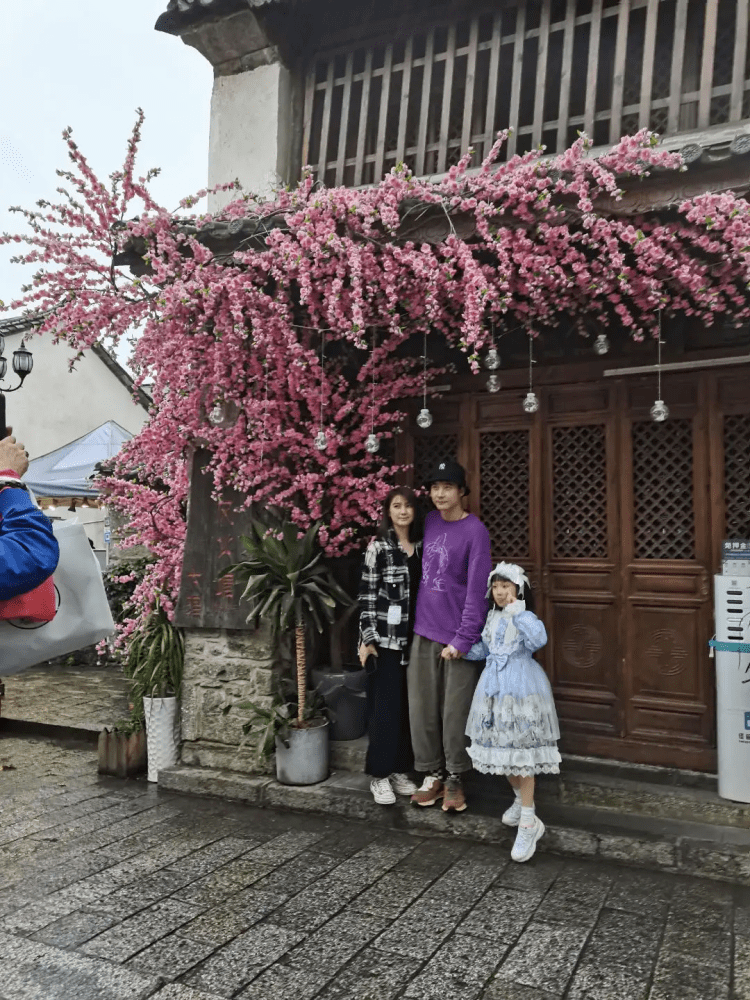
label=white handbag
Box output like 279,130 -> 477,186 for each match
0,520 -> 115,675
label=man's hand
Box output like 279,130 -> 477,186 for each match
359,643 -> 378,668
441,644 -> 462,660
0,436 -> 29,477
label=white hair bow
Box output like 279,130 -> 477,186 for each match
486,561 -> 530,597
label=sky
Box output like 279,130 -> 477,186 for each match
0,0 -> 212,317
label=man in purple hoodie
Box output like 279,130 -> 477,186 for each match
408,459 -> 492,813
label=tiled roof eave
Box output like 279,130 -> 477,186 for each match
155,0 -> 284,34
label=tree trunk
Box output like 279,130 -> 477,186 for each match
294,622 -> 306,726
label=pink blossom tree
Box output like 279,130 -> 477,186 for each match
3,113 -> 749,638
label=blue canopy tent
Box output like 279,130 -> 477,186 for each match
23,421 -> 133,499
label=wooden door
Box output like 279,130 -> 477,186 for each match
405,365 -> 750,770
541,385 -> 624,754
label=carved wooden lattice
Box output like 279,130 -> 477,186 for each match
552,424 -> 607,560
632,419 -> 695,560
724,414 -> 750,538
413,433 -> 459,494
301,1 -> 749,185
480,430 -> 529,560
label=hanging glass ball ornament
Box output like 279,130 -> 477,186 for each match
594,333 -> 610,356
416,407 -> 433,429
484,348 -> 501,370
486,374 -> 501,393
365,433 -> 380,453
314,429 -> 328,451
522,391 -> 540,414
650,399 -> 669,422
208,402 -> 227,426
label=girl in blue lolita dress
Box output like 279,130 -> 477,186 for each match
465,562 -> 561,863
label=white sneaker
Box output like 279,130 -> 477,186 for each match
389,773 -> 418,796
370,777 -> 396,805
502,798 -> 522,827
511,817 -> 545,862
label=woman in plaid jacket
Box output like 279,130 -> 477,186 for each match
358,486 -> 423,806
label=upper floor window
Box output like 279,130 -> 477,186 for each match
301,0 -> 750,186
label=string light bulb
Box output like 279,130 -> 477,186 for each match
651,310 -> 669,422
522,332 -> 538,413
366,330 -> 380,453
417,331 -> 432,428
485,347 -> 501,370
486,374 -> 501,393
594,333 -> 610,355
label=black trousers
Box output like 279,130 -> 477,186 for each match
365,646 -> 415,779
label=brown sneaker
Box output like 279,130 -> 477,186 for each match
442,775 -> 467,812
411,775 -> 444,807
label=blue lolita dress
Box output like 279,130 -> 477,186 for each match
465,604 -> 561,776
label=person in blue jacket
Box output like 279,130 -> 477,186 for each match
0,435 -> 59,598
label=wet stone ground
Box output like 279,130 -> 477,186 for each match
0,735 -> 748,1000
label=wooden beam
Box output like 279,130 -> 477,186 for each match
353,49 -> 373,187
698,0 -> 719,128
556,0 -> 577,151
483,13 -> 502,159
507,2 -> 527,158
730,0 -> 749,120
609,0 -> 631,143
461,16 -> 480,157
396,37 -> 414,165
335,52 -> 354,186
317,59 -> 335,183
638,0 -> 659,129
584,0 -> 603,139
301,64 -> 316,170
374,43 -> 393,182
532,0 -> 551,148
437,23 -> 457,174
667,0 -> 689,134
416,28 -> 435,176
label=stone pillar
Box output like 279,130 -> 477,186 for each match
170,8 -> 293,210
181,624 -> 279,774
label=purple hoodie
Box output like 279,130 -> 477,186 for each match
414,510 -> 492,654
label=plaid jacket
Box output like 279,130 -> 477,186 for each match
358,533 -> 422,653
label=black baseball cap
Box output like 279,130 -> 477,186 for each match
423,459 -> 470,495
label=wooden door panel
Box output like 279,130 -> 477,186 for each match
622,394 -> 714,760
543,400 -> 623,741
548,599 -> 620,736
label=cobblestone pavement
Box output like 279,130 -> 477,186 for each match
0,664 -> 129,732
0,736 -> 749,1000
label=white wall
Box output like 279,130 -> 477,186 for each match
208,63 -> 291,211
1,329 -> 148,461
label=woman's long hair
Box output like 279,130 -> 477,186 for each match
376,486 -> 423,542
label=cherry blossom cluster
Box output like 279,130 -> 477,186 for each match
2,113 -> 749,632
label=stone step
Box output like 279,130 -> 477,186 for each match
330,736 -> 750,830
158,764 -> 750,886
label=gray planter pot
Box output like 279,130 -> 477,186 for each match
312,665 -> 368,741
275,717 -> 329,785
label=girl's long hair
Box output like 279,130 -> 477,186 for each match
377,486 -> 423,542
490,572 -> 536,613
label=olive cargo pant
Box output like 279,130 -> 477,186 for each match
407,634 -> 478,775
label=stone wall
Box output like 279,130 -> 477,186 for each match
180,624 -> 280,774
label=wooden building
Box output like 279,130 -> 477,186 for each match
158,0 -> 750,771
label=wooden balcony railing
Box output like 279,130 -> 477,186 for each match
301,0 -> 750,186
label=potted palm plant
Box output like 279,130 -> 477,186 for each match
125,606 -> 184,782
225,519 -> 354,784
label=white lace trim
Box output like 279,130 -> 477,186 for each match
467,742 -> 561,777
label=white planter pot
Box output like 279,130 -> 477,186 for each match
143,696 -> 180,783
